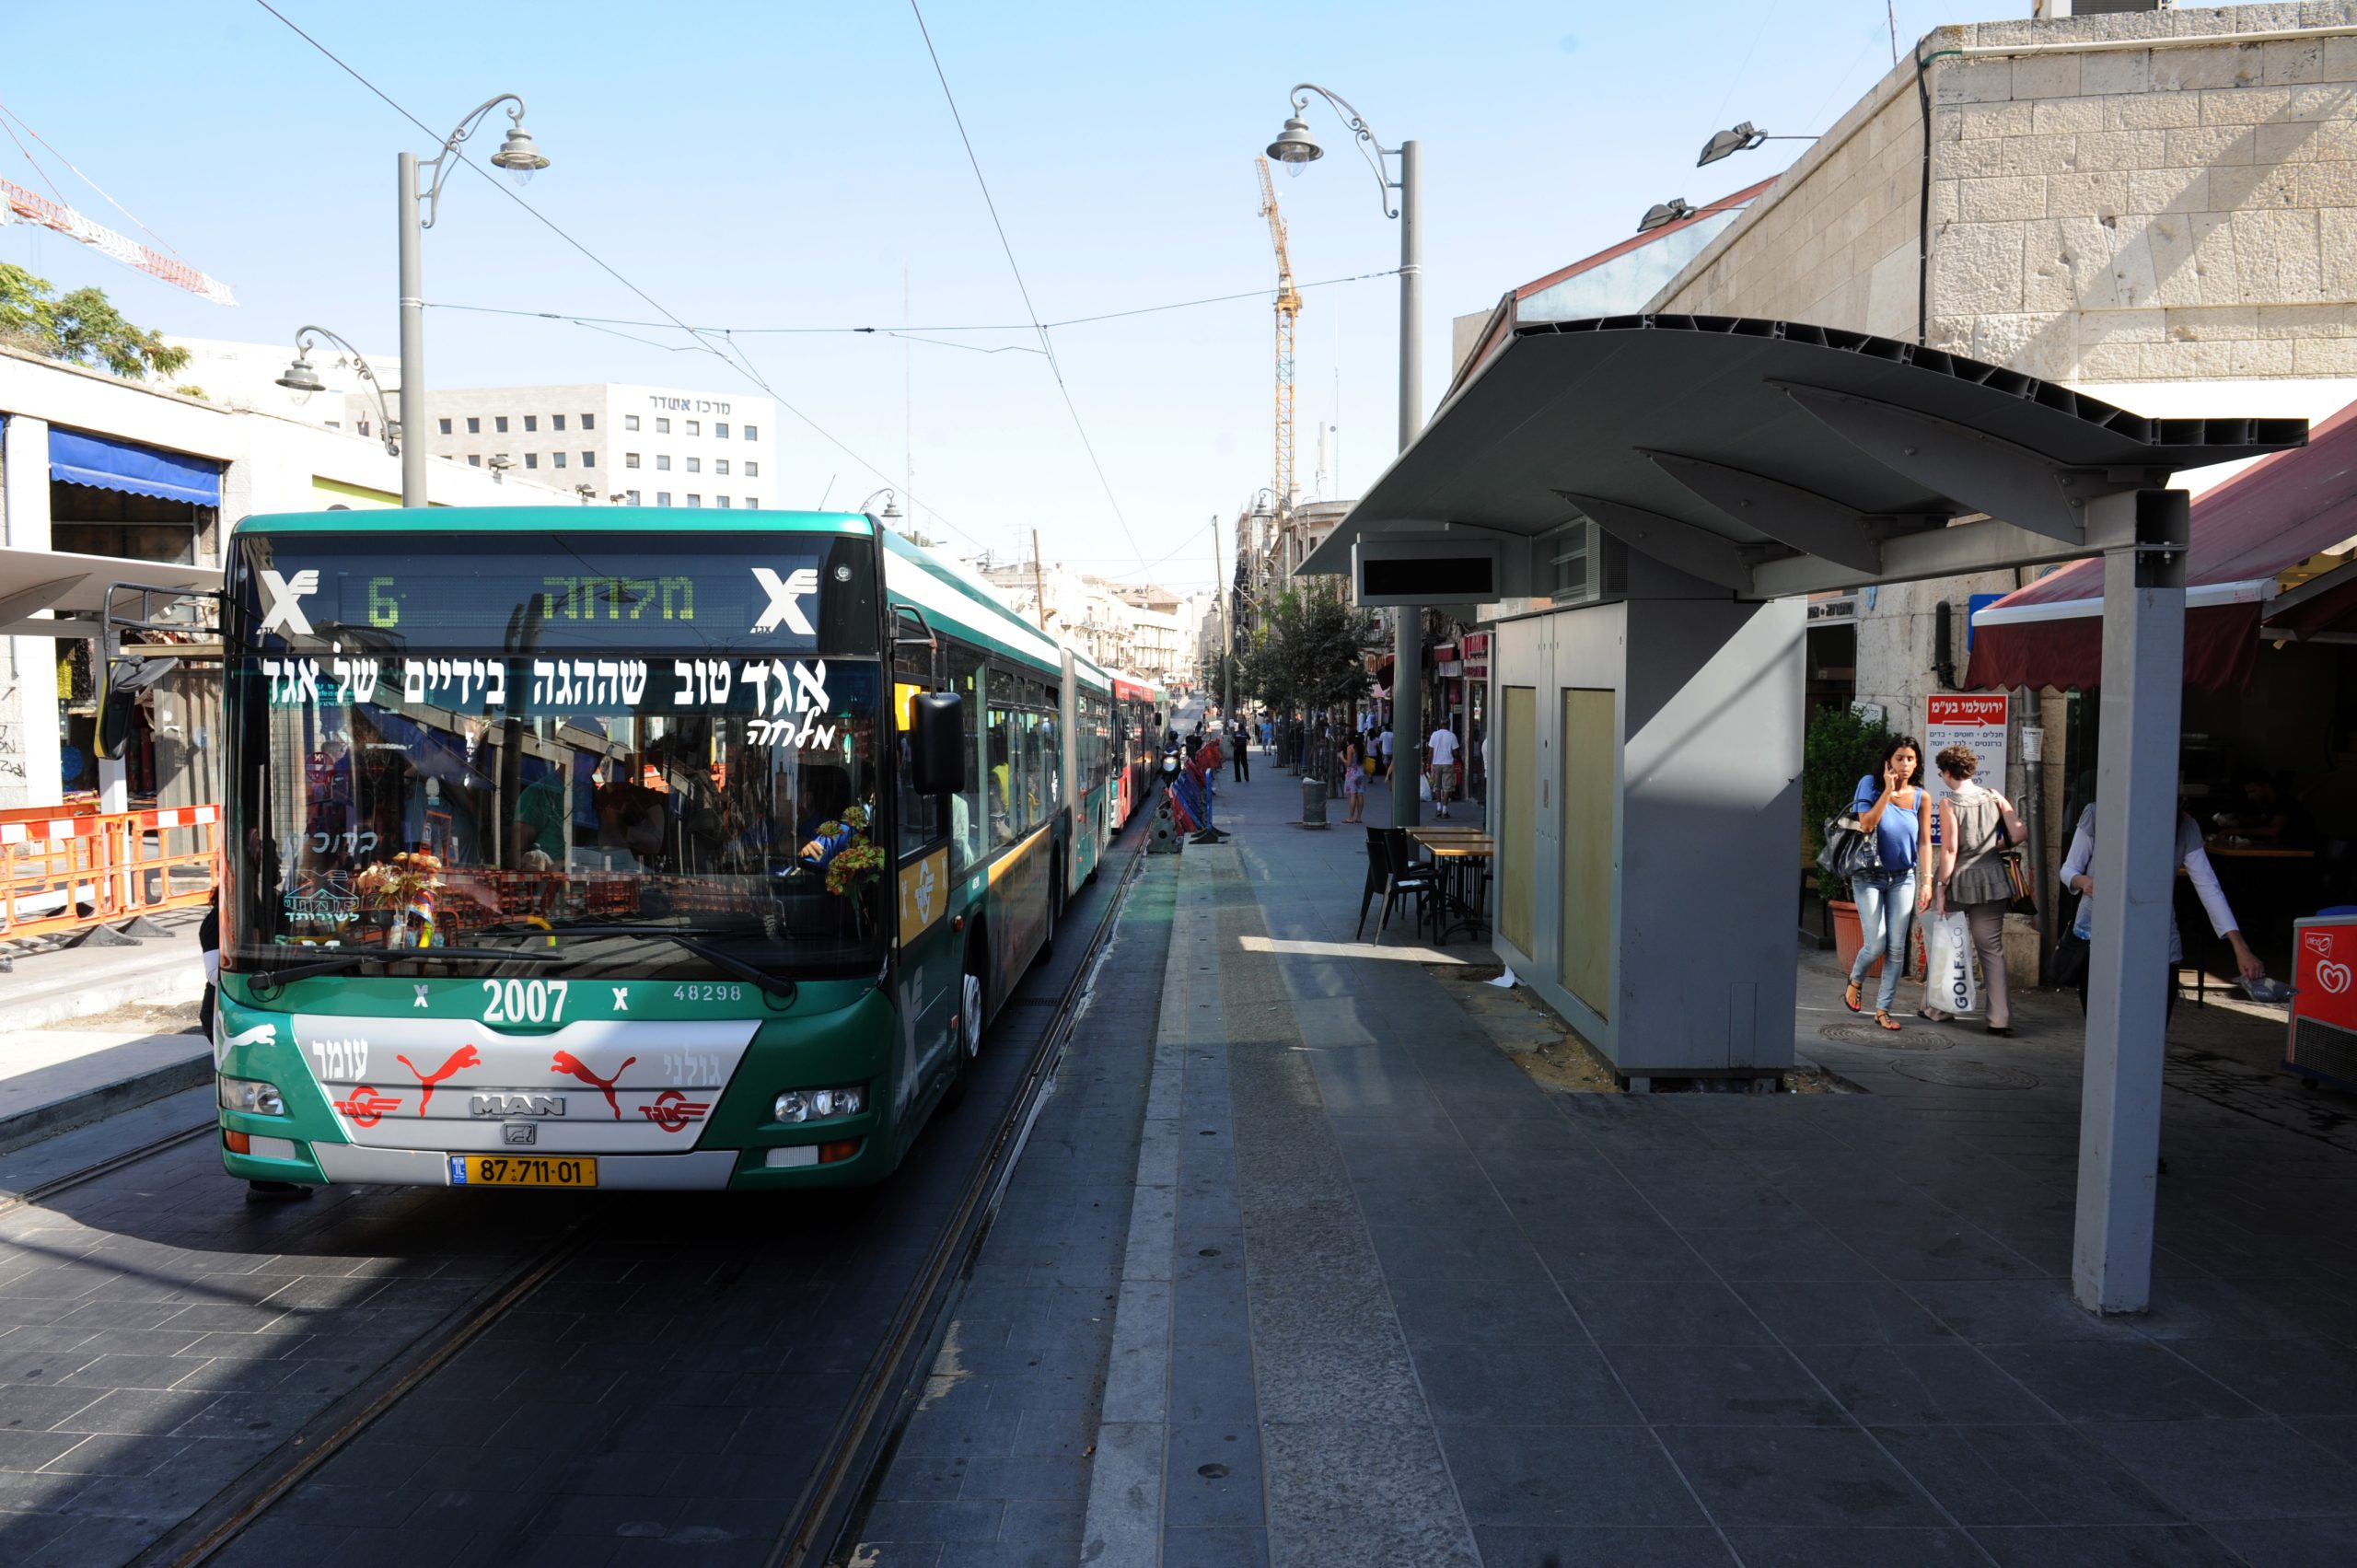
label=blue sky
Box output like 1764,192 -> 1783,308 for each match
4,0 -> 2028,587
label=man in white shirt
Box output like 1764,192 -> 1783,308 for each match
1378,726 -> 1394,779
1427,724 -> 1461,818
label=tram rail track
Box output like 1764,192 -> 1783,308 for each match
40,810 -> 1157,1568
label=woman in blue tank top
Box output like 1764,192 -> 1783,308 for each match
1842,735 -> 1930,1031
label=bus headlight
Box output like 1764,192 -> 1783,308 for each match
774,1085 -> 866,1123
218,1076 -> 286,1117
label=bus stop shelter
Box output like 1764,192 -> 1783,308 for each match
1299,313 -> 2305,1316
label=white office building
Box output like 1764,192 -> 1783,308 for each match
420,383 -> 778,510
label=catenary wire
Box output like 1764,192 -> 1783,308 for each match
905,0 -> 1147,575
249,0 -> 996,556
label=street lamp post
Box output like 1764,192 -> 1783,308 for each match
398,97 -> 550,507
1267,84 -> 1422,826
277,327 -> 398,457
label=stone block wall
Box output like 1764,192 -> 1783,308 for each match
1651,4 -> 2357,386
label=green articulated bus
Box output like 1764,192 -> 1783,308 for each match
212,507 -> 1143,1191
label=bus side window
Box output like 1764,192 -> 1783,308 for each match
894,639 -> 944,859
946,643 -> 986,872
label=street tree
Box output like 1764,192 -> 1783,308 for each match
0,263 -> 192,381
1242,585 -> 1382,779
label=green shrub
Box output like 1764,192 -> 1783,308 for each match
1803,703 -> 1895,904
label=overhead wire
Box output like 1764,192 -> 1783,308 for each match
0,110 -> 67,207
419,266 -> 1404,338
249,0 -> 996,555
905,0 -> 1148,574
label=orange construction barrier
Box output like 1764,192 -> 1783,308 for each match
0,804 -> 221,945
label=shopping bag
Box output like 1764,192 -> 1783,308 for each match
1419,771 -> 1433,802
1926,910 -> 1979,1016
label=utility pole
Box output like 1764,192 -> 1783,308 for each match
1030,529 -> 1051,633
1215,515 -> 1234,722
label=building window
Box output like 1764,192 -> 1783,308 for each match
686,458 -> 701,474
743,425 -> 758,441
358,419 -> 372,437
715,459 -> 730,476
657,492 -> 672,506
746,497 -> 758,509
467,416 -> 481,434
582,451 -> 596,468
716,495 -> 731,509
582,412 -> 596,431
686,420 -> 701,436
625,453 -> 641,469
437,417 -> 452,435
625,489 -> 640,505
552,413 -> 565,431
744,460 -> 760,478
624,414 -> 639,432
688,494 -> 702,507
524,453 -> 539,470
495,416 -> 509,434
715,422 -> 729,439
552,452 -> 567,469
468,454 -> 481,467
656,455 -> 671,471
656,418 -> 670,434
524,414 -> 538,433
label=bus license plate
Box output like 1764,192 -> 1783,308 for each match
448,1155 -> 597,1188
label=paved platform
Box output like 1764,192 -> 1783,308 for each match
857,765 -> 2357,1568
0,916 -> 209,1155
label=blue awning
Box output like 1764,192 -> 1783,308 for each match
49,427 -> 222,507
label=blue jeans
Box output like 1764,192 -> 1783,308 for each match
1848,868 -> 1918,1013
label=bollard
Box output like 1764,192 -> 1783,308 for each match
1149,798 -> 1185,854
1300,774 -> 1329,830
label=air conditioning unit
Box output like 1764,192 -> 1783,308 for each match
2286,915 -> 2357,1092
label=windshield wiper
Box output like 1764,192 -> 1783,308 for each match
235,944 -> 559,990
470,922 -> 798,1005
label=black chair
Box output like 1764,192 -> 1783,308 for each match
1354,826 -> 1388,941
1373,828 -> 1441,945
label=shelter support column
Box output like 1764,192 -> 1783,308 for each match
1392,607 -> 1420,829
2071,488 -> 2189,1316
0,415 -> 63,812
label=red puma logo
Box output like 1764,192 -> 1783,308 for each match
552,1051 -> 638,1121
393,1044 -> 482,1113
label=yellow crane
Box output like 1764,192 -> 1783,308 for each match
1256,156 -> 1302,522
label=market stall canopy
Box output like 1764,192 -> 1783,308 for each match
1969,396 -> 2357,691
0,543 -> 220,639
1295,315 -> 2303,599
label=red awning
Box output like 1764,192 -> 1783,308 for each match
1969,396 -> 2357,691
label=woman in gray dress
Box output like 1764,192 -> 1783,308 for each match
1925,744 -> 2029,1035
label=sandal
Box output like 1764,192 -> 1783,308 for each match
1875,1011 -> 1903,1031
1843,981 -> 1864,1014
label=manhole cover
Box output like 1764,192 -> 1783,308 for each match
1892,1058 -> 2038,1089
1819,1023 -> 1952,1051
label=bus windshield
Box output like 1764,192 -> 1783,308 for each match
225,528 -> 890,981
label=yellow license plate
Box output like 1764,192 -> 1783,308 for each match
447,1155 -> 597,1188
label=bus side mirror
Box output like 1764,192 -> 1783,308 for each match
94,655 -> 179,761
909,692 -> 966,795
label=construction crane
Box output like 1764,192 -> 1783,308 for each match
1256,156 -> 1302,525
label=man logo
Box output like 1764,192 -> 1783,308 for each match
470,1093 -> 567,1118
259,568 -> 320,636
750,566 -> 819,636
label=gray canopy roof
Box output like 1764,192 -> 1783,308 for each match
1297,315 -> 2307,599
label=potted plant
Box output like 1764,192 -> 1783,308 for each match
1802,703 -> 1894,970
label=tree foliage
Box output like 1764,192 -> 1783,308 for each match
1240,586 -> 1383,721
0,263 -> 191,381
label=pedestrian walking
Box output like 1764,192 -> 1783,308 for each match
1840,736 -> 1929,1032
1378,724 -> 1394,780
1426,723 -> 1462,819
1230,720 -> 1250,783
2059,802 -> 2266,1016
1339,728 -> 1367,823
1923,745 -> 2029,1034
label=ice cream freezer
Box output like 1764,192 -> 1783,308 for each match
2286,914 -> 2357,1093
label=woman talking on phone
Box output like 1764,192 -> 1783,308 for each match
1843,736 -> 1931,1032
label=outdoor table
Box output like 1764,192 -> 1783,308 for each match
1410,828 -> 1493,944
